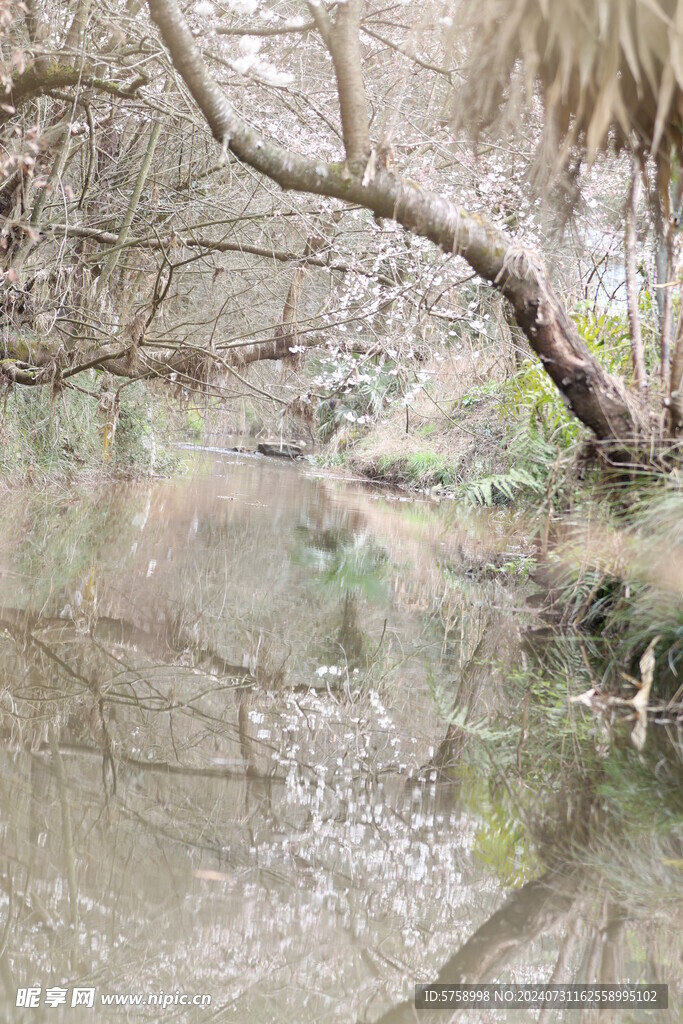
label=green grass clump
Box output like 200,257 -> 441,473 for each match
376,450 -> 457,487
546,474 -> 683,697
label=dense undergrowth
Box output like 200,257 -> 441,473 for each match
541,473 -> 683,697
0,373 -> 201,483
320,296 -> 661,505
471,644 -> 682,918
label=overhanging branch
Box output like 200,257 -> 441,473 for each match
2,64 -> 149,121
42,223 -> 400,285
145,0 -> 642,444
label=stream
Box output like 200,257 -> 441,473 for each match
0,453 -> 680,1022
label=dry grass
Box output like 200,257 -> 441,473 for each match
340,350 -> 511,489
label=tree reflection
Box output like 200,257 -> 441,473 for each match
375,634 -> 682,1022
0,464 -> 678,1022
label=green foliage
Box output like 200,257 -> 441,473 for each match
293,530 -> 390,603
320,542 -> 389,602
473,798 -> 538,888
458,380 -> 501,408
404,450 -> 456,486
113,382 -> 178,476
426,669 -> 508,742
453,637 -> 680,904
426,665 -> 458,724
572,305 -> 633,375
0,381 -> 101,479
0,481 -> 153,612
469,298 -> 659,496
447,345 -> 577,509
449,305 -> 638,507
425,672 -> 537,888
597,743 -> 683,838
546,475 -> 683,696
500,359 -> 579,448
456,464 -> 545,506
572,299 -> 660,379
483,553 -> 536,579
335,298 -> 671,520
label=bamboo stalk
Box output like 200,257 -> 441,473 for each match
625,163 -> 648,396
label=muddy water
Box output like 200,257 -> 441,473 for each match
0,455 -> 679,1022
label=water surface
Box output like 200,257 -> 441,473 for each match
0,455 -> 680,1022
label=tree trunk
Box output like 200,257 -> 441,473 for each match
146,0 -> 645,451
326,0 -> 370,168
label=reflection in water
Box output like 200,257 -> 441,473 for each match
0,456 -> 679,1022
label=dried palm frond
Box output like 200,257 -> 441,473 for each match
455,0 -> 683,165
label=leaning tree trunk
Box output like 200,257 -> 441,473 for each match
146,0 -> 646,455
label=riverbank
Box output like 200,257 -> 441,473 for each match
315,361 -> 683,703
315,349 -> 586,512
0,347 -> 623,512
0,374 -> 201,485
